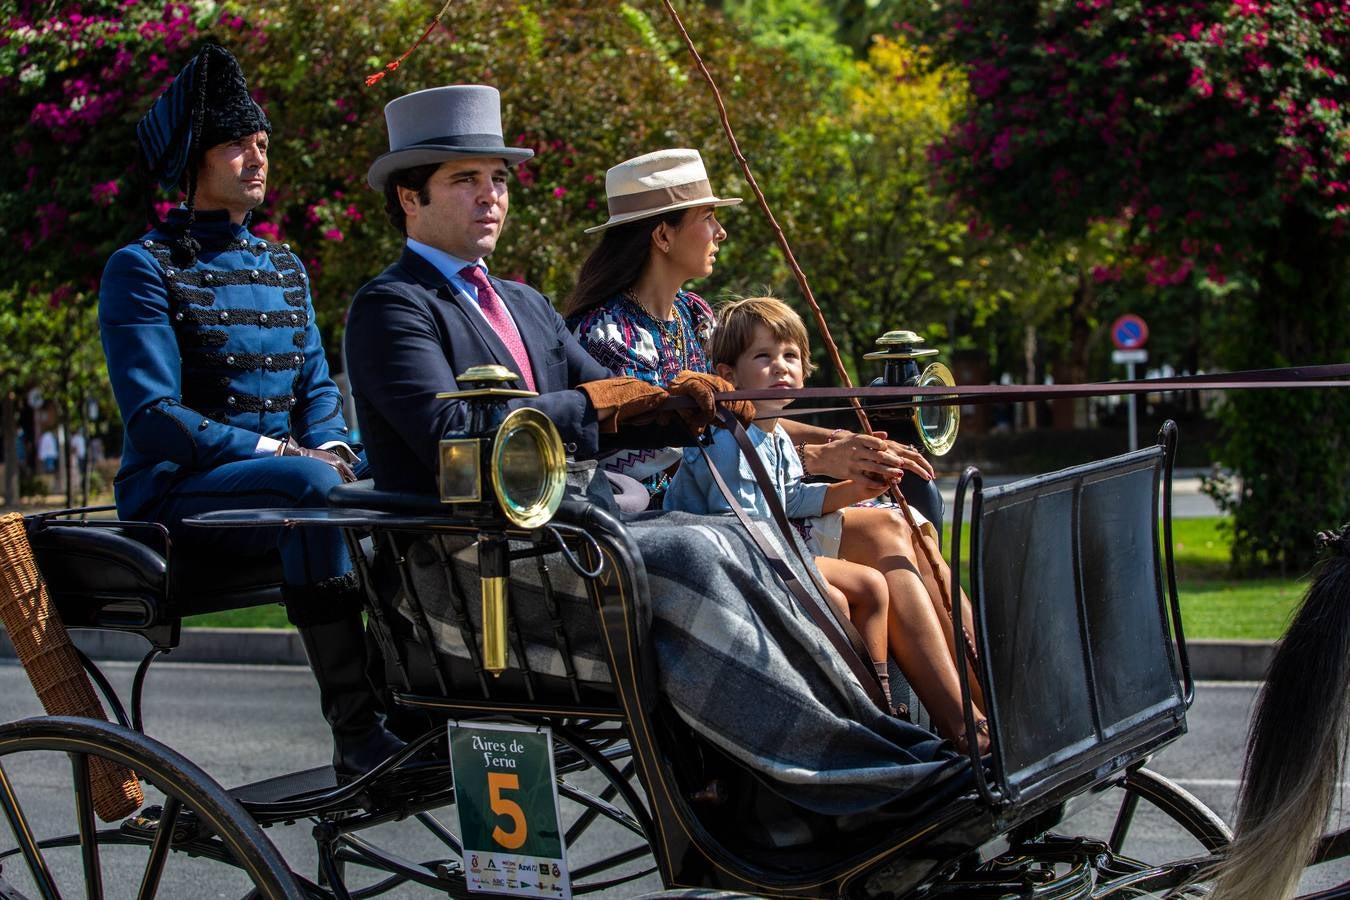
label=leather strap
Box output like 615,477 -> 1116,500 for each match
713,362 -> 1350,417
700,410 -> 889,713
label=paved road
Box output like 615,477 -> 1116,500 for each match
0,662 -> 1344,897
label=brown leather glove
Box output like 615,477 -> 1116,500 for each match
275,436 -> 357,483
667,371 -> 756,431
577,377 -> 669,433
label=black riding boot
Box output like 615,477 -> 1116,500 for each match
286,577 -> 406,778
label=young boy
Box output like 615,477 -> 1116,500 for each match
665,297 -> 988,750
663,296 -> 897,708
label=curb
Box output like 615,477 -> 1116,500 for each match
0,628 -> 306,667
1,629 -> 1274,681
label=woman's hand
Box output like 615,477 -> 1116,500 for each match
804,429 -> 935,486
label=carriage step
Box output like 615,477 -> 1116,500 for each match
121,805 -> 209,845
228,765 -> 337,804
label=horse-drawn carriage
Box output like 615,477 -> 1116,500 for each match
0,365 -> 1346,899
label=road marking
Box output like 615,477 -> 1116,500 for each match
1170,778 -> 1350,790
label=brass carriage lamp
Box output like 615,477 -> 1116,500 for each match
863,330 -> 960,457
435,365 -> 568,676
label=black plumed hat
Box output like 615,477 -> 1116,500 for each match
137,43 -> 271,191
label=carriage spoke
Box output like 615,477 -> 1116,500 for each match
67,754 -> 102,900
564,760 -> 634,845
412,811 -> 462,855
334,834 -> 456,893
556,781 -> 644,838
135,796 -> 180,900
0,761 -> 62,900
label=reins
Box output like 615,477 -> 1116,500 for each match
716,363 -> 1350,419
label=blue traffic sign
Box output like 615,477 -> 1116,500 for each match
1110,314 -> 1149,350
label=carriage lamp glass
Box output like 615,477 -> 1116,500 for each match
914,362 -> 959,456
438,439 -> 482,503
491,407 -> 566,529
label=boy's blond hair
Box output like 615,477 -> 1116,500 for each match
710,296 -> 815,375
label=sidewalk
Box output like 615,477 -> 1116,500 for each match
1,628 -> 1272,681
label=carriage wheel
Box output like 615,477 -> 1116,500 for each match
1071,766 -> 1233,896
312,721 -> 659,898
1110,766 -> 1233,854
0,715 -> 303,899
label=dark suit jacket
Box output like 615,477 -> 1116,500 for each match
346,247 -> 610,493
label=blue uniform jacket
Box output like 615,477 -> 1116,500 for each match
99,210 -> 354,519
346,247 -> 610,493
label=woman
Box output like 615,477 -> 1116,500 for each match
564,148 -> 735,497
565,151 -> 918,497
568,149 -> 987,747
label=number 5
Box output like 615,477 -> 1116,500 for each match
487,772 -> 527,849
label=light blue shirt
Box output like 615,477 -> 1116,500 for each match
664,422 -> 828,520
405,237 -> 479,298
405,238 -> 522,331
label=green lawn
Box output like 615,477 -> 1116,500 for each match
185,517 -> 1304,641
1169,518 -> 1304,640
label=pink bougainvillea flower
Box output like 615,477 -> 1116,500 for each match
91,180 -> 119,206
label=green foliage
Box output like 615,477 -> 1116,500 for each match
740,34 -> 1071,380
223,0 -> 807,318
1,0 -> 804,369
931,0 -> 1350,568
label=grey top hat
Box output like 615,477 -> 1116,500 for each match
367,85 -> 535,190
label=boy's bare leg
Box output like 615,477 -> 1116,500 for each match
815,555 -> 889,665
837,508 -> 988,750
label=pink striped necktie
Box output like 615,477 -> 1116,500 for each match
458,265 -> 537,392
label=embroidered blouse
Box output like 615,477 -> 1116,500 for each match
567,290 -> 715,496
566,290 -> 715,387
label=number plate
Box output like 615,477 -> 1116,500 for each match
448,720 -> 571,899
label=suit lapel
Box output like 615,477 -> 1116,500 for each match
398,248 -> 521,382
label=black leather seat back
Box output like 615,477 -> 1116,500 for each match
27,518 -> 285,648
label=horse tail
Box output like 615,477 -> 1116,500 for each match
1212,525 -> 1350,900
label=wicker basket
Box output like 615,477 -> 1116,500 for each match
0,513 -> 144,821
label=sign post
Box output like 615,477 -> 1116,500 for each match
1110,314 -> 1149,451
448,720 -> 571,899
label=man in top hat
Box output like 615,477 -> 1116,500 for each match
99,43 -> 403,777
348,85 -> 728,494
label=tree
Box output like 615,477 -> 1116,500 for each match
1,0 -> 802,460
932,0 -> 1350,570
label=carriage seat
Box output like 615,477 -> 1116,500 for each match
326,480 -> 626,708
28,520 -> 285,650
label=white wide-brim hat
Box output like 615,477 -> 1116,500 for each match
367,85 -> 535,190
585,148 -> 741,234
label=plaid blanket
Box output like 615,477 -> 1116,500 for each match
397,511 -> 968,816
631,511 -> 968,816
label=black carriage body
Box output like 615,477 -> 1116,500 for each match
960,439 -> 1190,812
12,429 -> 1197,898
